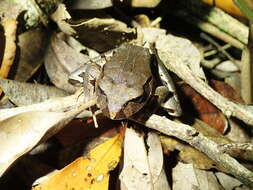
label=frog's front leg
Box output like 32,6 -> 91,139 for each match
69,61 -> 102,127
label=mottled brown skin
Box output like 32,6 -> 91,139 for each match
96,44 -> 154,120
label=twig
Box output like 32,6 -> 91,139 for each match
218,143 -> 253,152
0,19 -> 17,78
178,0 -> 248,45
0,19 -> 17,97
143,114 -> 253,187
241,22 -> 253,104
204,44 -> 231,57
173,10 -> 244,49
157,50 -> 253,126
200,33 -> 239,68
201,57 -> 222,69
241,46 -> 252,103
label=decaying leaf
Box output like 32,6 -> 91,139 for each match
160,136 -> 223,171
172,162 -> 222,190
70,18 -> 137,52
0,90 -> 96,177
120,128 -> 170,190
0,78 -> 69,106
32,133 -> 123,190
195,169 -> 223,190
44,33 -> 89,93
210,80 -> 244,104
172,162 -> 199,190
224,73 -> 241,93
215,172 -> 250,190
15,28 -> 49,82
179,82 -> 228,134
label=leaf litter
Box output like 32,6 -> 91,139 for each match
0,0 -> 253,189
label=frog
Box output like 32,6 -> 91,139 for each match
69,43 -> 181,120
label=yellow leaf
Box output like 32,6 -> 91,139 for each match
202,0 -> 244,17
32,133 -> 123,190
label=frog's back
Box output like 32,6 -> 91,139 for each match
103,44 -> 152,87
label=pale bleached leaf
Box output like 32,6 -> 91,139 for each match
51,4 -> 75,35
120,128 -> 170,190
147,132 -> 170,189
0,96 -> 95,177
126,0 -> 161,8
215,60 -> 239,72
44,33 -> 89,93
156,34 -> 206,80
215,172 -> 249,190
172,162 -> 199,190
72,0 -> 113,9
141,27 -> 166,44
0,111 -> 70,177
0,78 -> 69,106
194,169 -> 222,190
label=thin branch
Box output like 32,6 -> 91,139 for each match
178,0 -> 248,45
142,114 -> 253,187
218,143 -> 253,153
173,10 -> 244,49
158,50 -> 253,126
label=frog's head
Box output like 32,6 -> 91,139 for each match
96,75 -> 153,120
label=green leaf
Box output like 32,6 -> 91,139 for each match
234,0 -> 253,22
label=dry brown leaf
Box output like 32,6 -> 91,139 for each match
160,136 -> 222,171
70,18 -> 137,52
32,133 -> 123,190
210,80 -> 244,104
15,28 -> 49,82
179,82 -> 227,134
